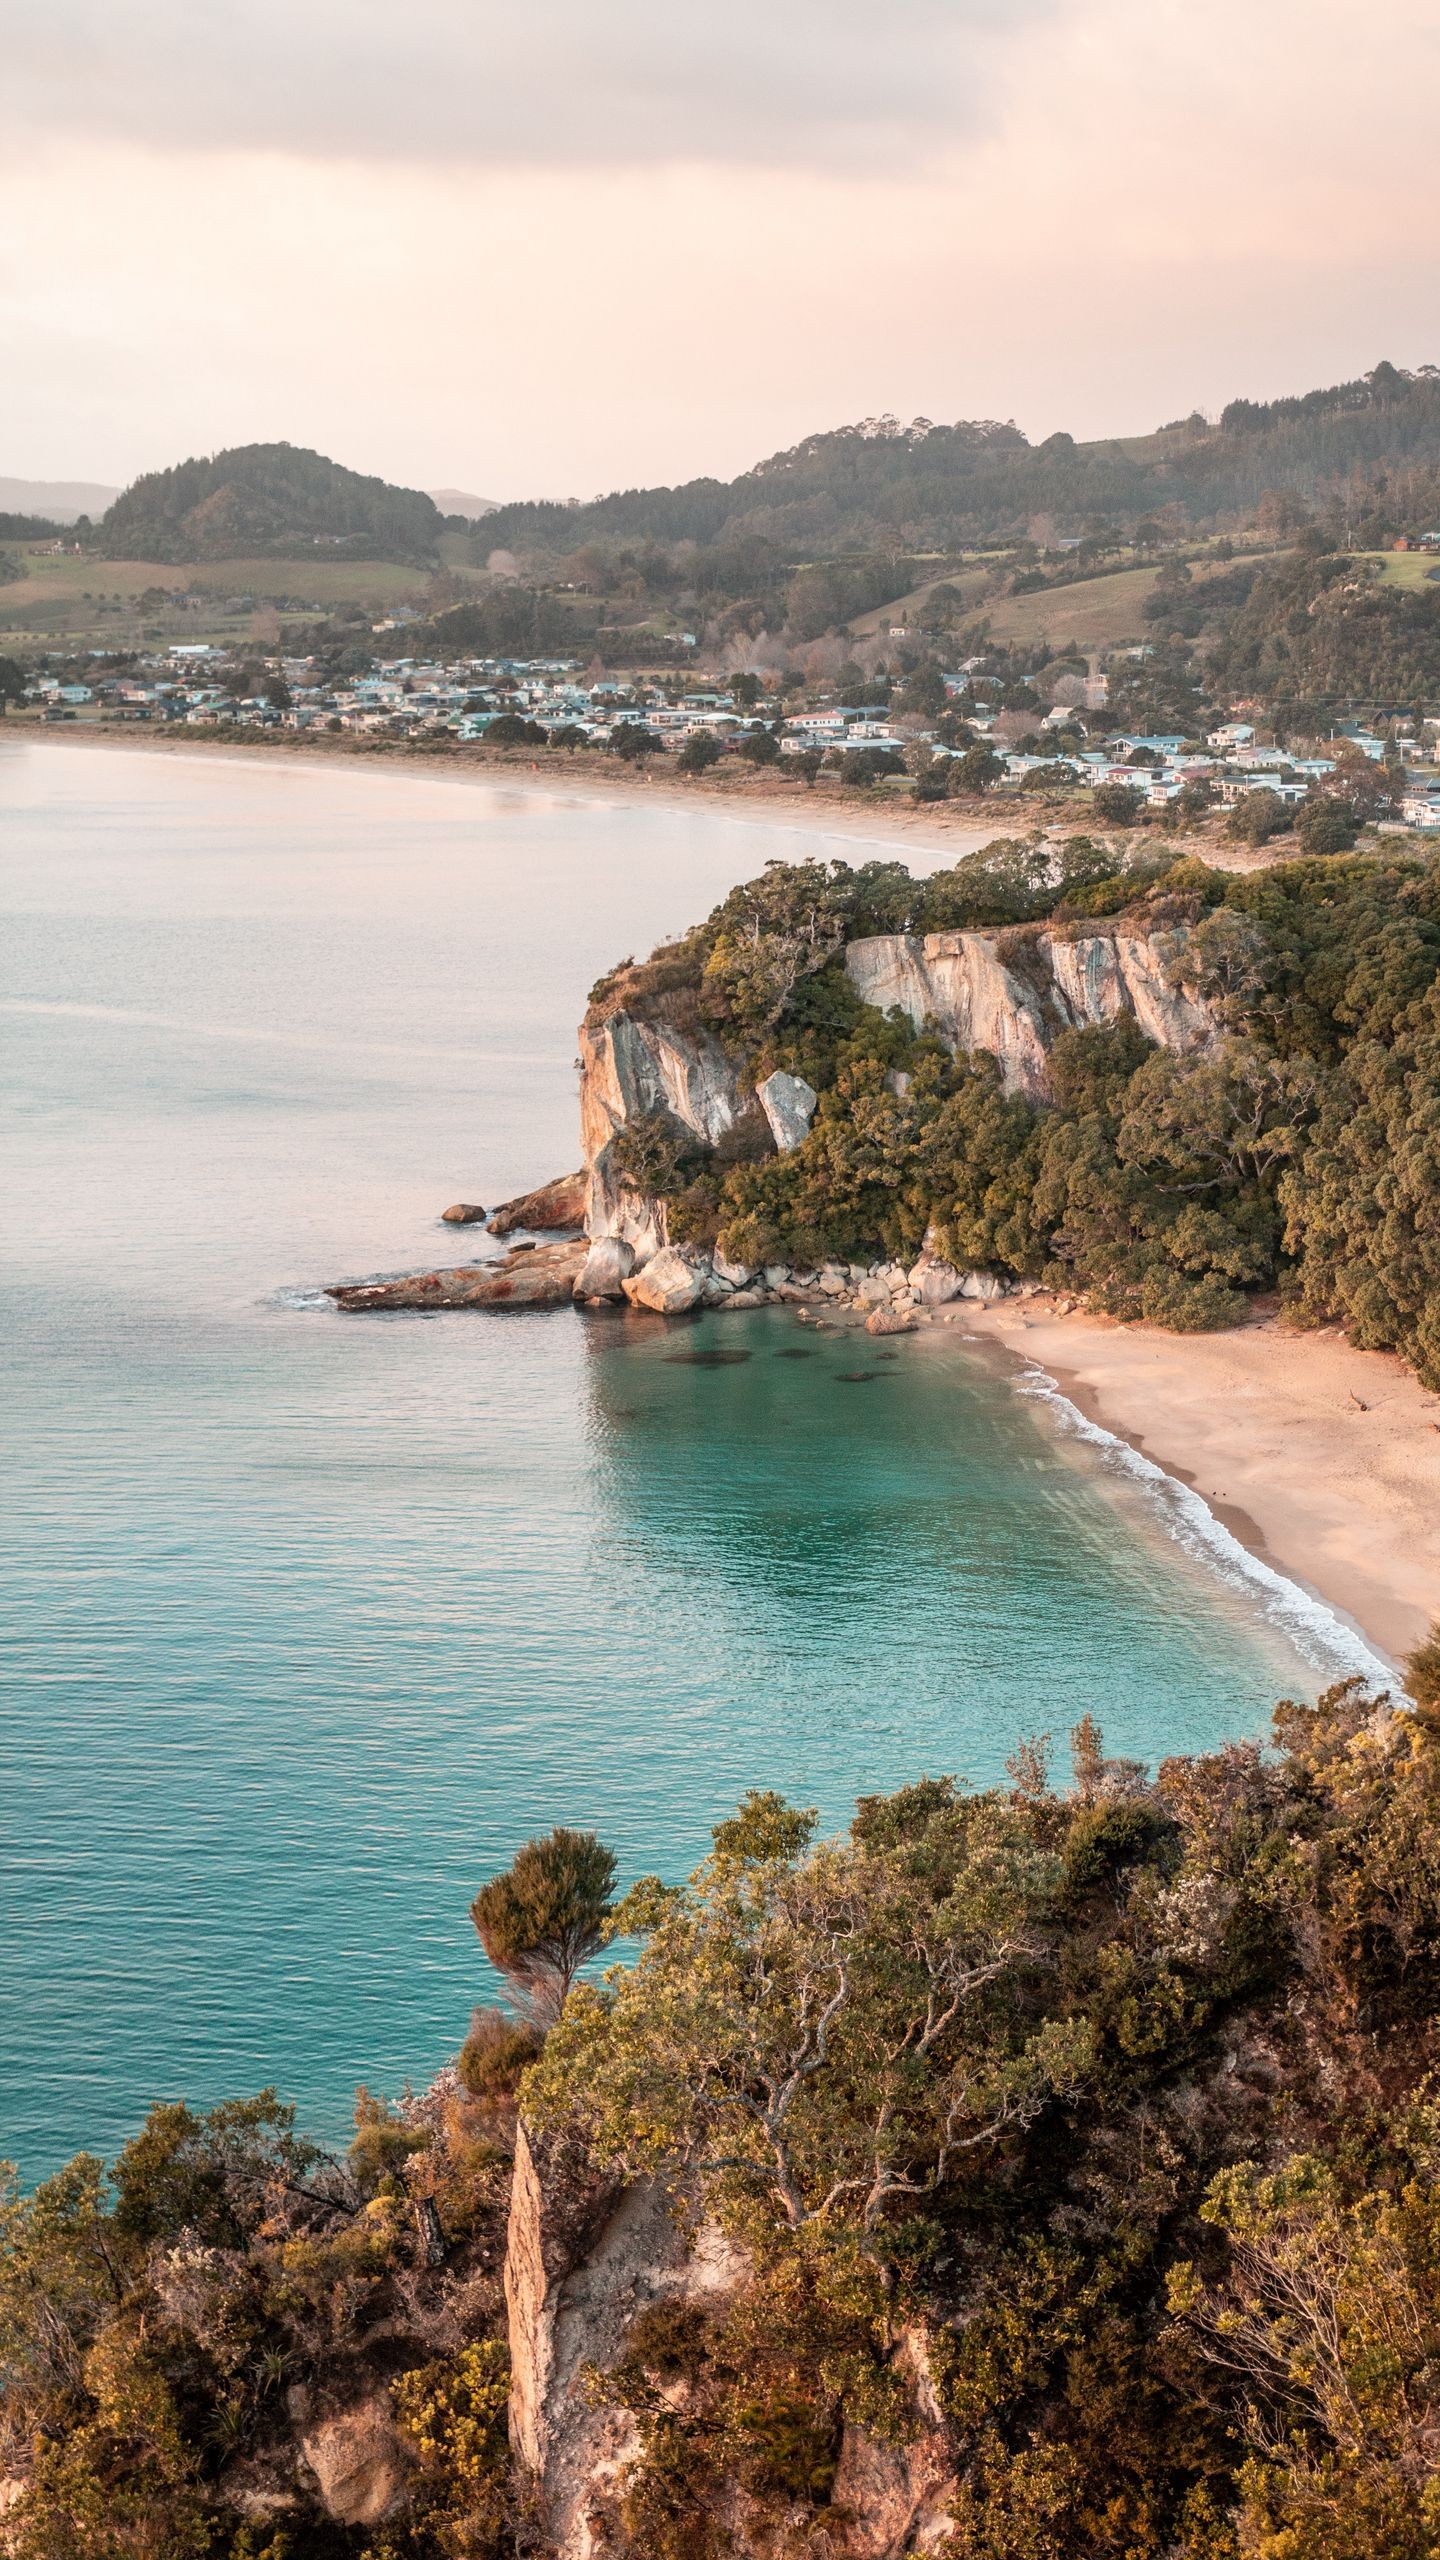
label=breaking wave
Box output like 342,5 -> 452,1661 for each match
1014,1365 -> 1397,1693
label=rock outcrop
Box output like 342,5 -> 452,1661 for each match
440,1201 -> 487,1225
294,2392 -> 411,2527
756,1067 -> 819,1151
505,2127 -> 959,2557
488,1171 -> 589,1236
327,1239 -> 586,1311
506,2127 -> 748,2559
844,923 -> 1211,1099
621,1245 -> 707,1316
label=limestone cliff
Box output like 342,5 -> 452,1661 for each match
579,1012 -> 754,1262
844,923 -> 1211,1100
504,2125 -> 958,2557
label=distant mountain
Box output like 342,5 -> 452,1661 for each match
479,362 -> 1440,560
0,475 -> 119,524
98,443 -> 443,562
428,487 -> 499,522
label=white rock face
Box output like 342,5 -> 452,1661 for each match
622,1247 -> 707,1315
846,931 -> 1052,1098
579,1011 -> 748,1258
845,923 -> 1210,1100
756,1068 -> 818,1151
580,1014 -> 745,1163
574,1236 -> 635,1301
961,1270 -> 1007,1301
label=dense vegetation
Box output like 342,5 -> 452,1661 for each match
590,844 -> 1440,1381
480,365 -> 1440,564
98,445 -> 445,563
8,1660 -> 1440,2555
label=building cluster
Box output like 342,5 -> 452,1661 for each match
22,643 -> 1440,830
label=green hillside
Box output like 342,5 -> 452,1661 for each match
97,441 -> 445,563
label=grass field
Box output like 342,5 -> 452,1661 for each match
1363,549 -> 1440,591
980,551 -> 1274,651
0,550 -> 456,649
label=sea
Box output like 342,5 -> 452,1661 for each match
0,740 -> 1386,2180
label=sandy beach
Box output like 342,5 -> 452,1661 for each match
956,1298 -> 1440,1669
21,719 -> 1281,869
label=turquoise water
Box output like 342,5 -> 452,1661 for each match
1,743 -> 1367,2181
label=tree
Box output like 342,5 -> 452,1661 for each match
1297,793 -> 1357,855
1226,789 -> 1292,846
789,748 -> 824,787
1092,782 -> 1144,825
610,722 -> 661,762
470,1828 -> 617,2025
678,728 -> 721,774
0,654 -> 28,711
738,723 -> 780,766
526,1786 -> 1073,2244
952,744 -> 1003,795
729,671 -> 763,709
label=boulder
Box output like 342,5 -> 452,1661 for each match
866,1304 -> 918,1335
574,1237 -> 635,1302
297,2394 -> 410,2528
327,1239 -> 585,1312
756,1069 -> 818,1153
908,1256 -> 964,1307
856,1273 -> 892,1306
877,1262 -> 910,1296
762,1263 -> 791,1290
960,1270 -> 1007,1302
488,1170 -> 588,1236
818,1264 -> 850,1295
716,1287 -> 767,1309
712,1250 -> 754,1289
622,1247 -> 707,1316
440,1202 -> 487,1225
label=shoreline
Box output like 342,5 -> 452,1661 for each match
12,719 -> 1281,869
948,1298 -> 1440,1669
22,721 -> 1434,1666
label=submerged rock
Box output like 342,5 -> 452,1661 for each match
488,1170 -> 588,1236
866,1304 -> 918,1335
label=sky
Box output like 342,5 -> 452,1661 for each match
4,0 -> 1439,504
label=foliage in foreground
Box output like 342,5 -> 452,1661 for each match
592,843 -> 1440,1381
7,1661 -> 1440,2554
525,1680 -> 1440,2558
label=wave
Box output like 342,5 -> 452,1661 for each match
1014,1365 -> 1396,1693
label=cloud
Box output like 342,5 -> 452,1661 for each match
6,0 -> 1062,174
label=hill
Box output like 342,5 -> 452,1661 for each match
97,441 -> 444,562
480,361 -> 1440,565
0,475 -> 118,524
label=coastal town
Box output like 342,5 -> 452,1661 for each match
21,639 -> 1440,830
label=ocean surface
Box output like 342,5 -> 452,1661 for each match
1,741 -> 1381,2181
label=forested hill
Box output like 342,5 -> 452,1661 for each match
482,362 -> 1440,559
97,442 -> 445,562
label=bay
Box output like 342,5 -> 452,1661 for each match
0,741 -> 1358,2179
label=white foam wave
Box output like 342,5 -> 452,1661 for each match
1014,1365 -> 1395,1691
